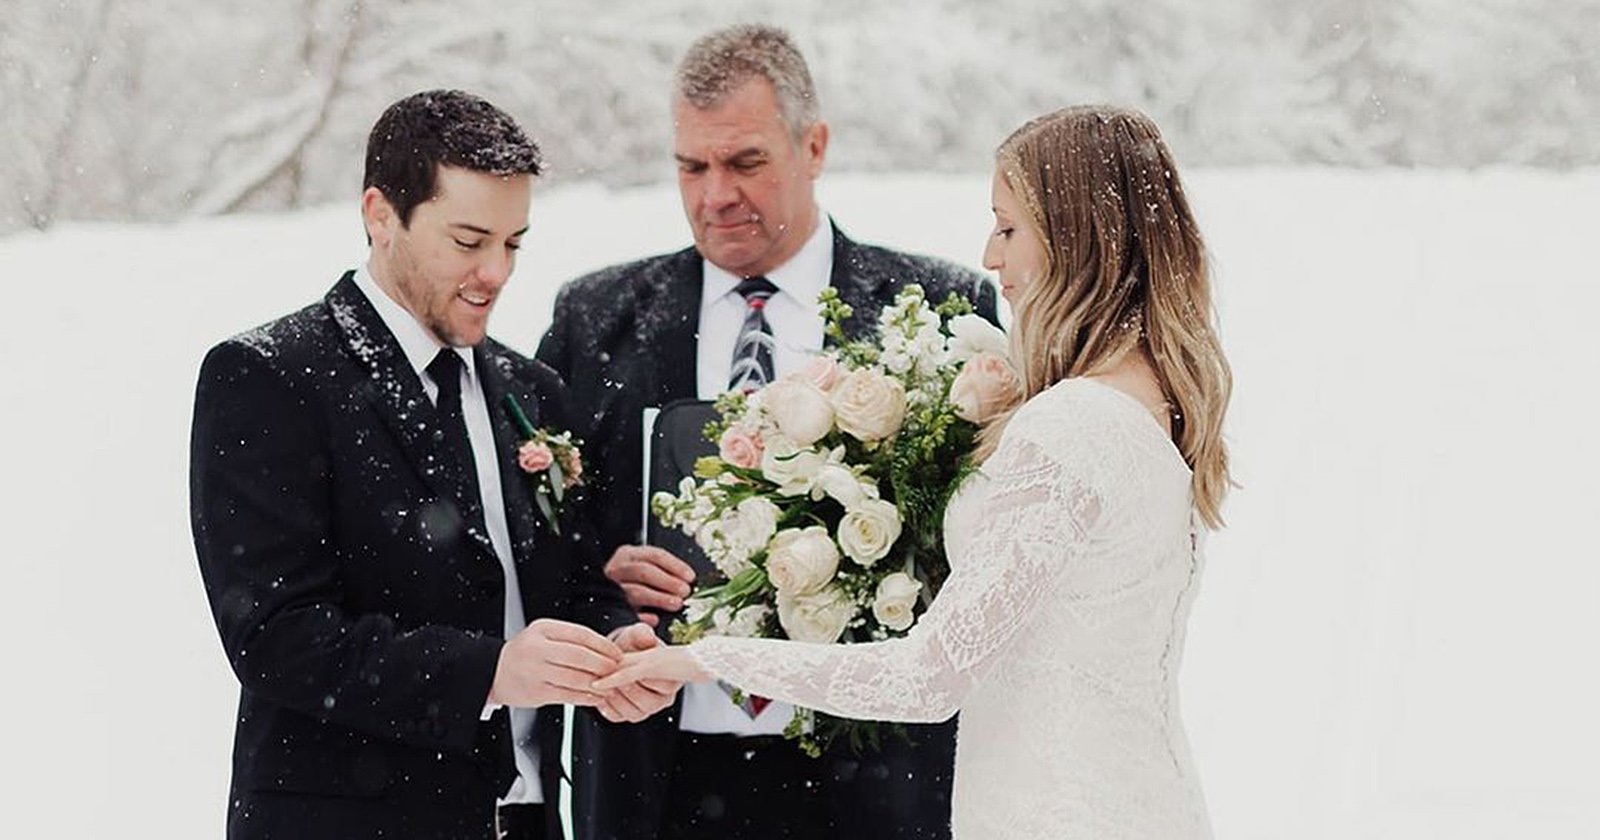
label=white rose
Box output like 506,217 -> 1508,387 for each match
729,496 -> 781,554
777,585 -> 857,643
830,369 -> 908,443
760,436 -> 828,496
871,572 -> 923,632
761,378 -> 835,446
765,526 -> 840,595
946,314 -> 1009,363
836,498 -> 902,567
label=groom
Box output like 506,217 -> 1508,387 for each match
190,90 -> 674,840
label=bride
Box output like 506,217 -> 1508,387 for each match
596,105 -> 1233,838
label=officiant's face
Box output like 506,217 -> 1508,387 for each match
983,169 -> 1048,307
674,78 -> 828,277
366,165 -> 531,347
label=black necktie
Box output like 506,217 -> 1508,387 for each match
729,276 -> 778,392
425,349 -> 482,518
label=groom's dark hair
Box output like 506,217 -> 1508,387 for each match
363,89 -> 543,226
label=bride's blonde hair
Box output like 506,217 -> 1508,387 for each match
977,106 -> 1233,527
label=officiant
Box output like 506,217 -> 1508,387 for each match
536,24 -> 997,840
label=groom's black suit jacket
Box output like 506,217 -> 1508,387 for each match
191,273 -> 634,840
536,223 -> 998,840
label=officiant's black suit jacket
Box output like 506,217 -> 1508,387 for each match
191,273 -> 634,840
536,224 -> 998,840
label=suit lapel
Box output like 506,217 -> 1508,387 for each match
826,221 -> 886,341
325,273 -> 498,562
475,347 -> 545,561
628,248 -> 704,406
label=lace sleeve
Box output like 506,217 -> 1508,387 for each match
689,428 -> 1103,723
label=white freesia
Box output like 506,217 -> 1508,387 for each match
776,585 -> 857,644
871,572 -> 922,631
910,322 -> 949,376
947,313 -> 1009,362
713,604 -> 772,638
683,596 -> 717,624
836,498 -> 902,567
760,436 -> 830,496
812,464 -> 870,509
876,345 -> 915,374
728,496 -> 781,554
696,517 -> 754,578
761,377 -> 835,446
765,526 -> 841,595
830,369 -> 908,443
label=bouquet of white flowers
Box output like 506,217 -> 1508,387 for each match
651,284 -> 1019,754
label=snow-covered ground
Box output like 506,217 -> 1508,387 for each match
2,169 -> 1596,838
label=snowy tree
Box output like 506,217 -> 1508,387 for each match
1,0 -> 1595,236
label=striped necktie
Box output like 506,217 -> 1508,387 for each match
728,276 -> 779,392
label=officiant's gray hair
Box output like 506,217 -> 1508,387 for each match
674,24 -> 820,143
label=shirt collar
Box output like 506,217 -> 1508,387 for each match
703,212 -> 834,304
352,263 -> 475,383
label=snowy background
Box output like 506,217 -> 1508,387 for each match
4,2 -> 1599,839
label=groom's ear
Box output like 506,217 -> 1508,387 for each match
361,187 -> 397,247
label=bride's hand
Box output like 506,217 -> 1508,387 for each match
592,646 -> 710,692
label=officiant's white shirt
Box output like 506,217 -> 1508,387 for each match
354,266 -> 544,804
684,214 -> 833,736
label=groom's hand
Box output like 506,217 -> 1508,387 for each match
488,619 -> 623,708
604,545 -> 696,626
594,622 -> 682,723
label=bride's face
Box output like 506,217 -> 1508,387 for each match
982,169 -> 1047,307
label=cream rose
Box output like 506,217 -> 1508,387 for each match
950,351 -> 1022,423
776,585 -> 857,644
831,369 -> 908,442
799,355 -> 843,392
761,378 -> 835,446
765,526 -> 840,595
836,498 -> 902,567
871,572 -> 923,632
947,314 -> 1009,362
718,426 -> 765,469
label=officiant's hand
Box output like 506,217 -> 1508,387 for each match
593,622 -> 683,723
593,646 -> 712,694
604,545 -> 696,626
488,619 -> 624,708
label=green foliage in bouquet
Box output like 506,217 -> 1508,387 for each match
651,283 -> 1013,756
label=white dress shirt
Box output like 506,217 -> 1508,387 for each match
681,215 -> 833,736
353,266 -> 543,804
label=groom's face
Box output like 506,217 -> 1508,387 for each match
365,165 -> 531,347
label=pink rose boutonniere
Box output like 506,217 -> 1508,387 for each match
505,395 -> 584,534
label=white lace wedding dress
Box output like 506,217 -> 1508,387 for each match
690,378 -> 1212,838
